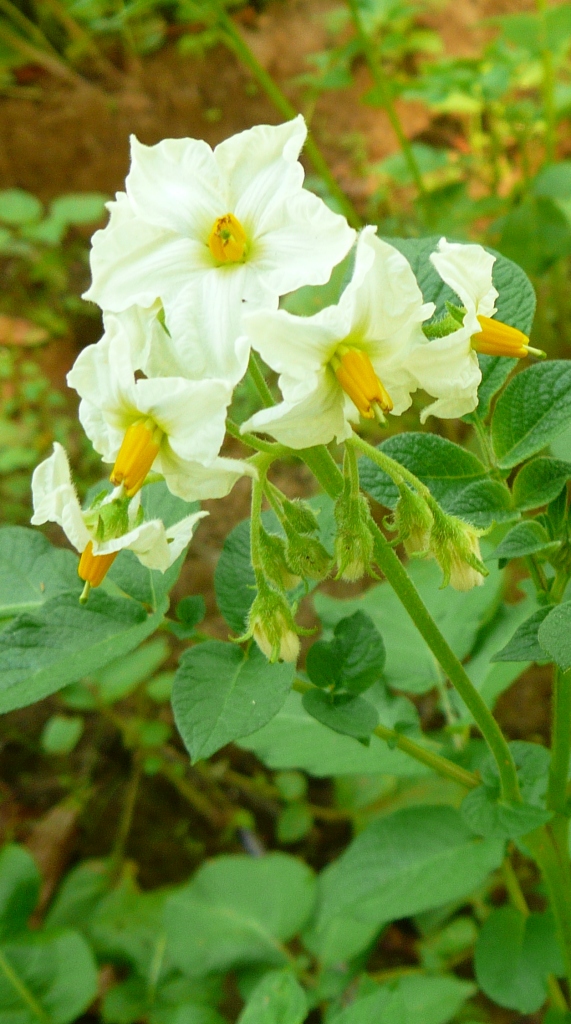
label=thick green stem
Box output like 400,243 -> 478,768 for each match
215,7 -> 362,229
249,454 -> 272,580
226,417 -> 286,455
298,443 -> 521,802
345,0 -> 426,201
548,667 -> 571,816
298,445 -> 344,499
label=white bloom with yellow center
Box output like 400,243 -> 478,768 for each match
82,117 -> 356,383
67,310 -> 254,502
240,227 -> 434,448
31,443 -> 207,589
409,238 -> 539,422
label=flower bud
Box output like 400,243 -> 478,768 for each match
285,529 -> 332,581
334,490 -> 375,582
393,485 -> 434,557
280,498 -> 320,536
430,510 -> 487,591
258,528 -> 300,591
248,587 -> 300,663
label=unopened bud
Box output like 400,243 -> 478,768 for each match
393,486 -> 434,557
281,498 -> 320,536
334,490 -> 374,582
285,529 -> 332,581
248,587 -> 300,663
430,511 -> 487,591
258,528 -> 299,591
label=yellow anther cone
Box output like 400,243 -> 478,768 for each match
472,316 -> 543,359
208,213 -> 248,264
110,420 -> 162,497
333,348 -> 393,418
78,541 -> 118,588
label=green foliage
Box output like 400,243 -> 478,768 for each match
475,907 -> 564,1013
512,457 -> 571,510
302,689 -> 379,740
41,713 -> 84,753
492,361 -> 571,469
538,600 -> 571,670
237,970 -> 307,1024
491,520 -> 560,562
306,611 -> 385,694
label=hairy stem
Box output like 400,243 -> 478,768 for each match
548,667 -> 571,816
215,6 -> 362,229
248,351 -> 275,409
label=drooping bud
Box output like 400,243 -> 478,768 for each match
330,346 -> 393,420
284,528 -> 332,581
280,498 -> 320,536
334,489 -> 375,582
248,586 -> 300,663
208,213 -> 248,264
430,510 -> 487,591
472,316 -> 544,360
110,419 -> 163,497
258,528 -> 300,591
393,485 -> 434,557
78,541 -> 118,588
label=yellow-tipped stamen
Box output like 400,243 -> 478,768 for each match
110,419 -> 163,498
331,346 -> 393,419
472,316 -> 545,359
208,213 -> 248,264
78,541 -> 118,589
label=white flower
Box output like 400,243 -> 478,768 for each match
31,443 -> 207,586
408,238 -> 534,422
240,226 -> 434,448
66,310 -> 254,502
82,117 -> 356,383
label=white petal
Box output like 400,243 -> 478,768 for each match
156,453 -> 257,502
126,135 -> 224,239
83,193 -> 209,312
410,330 -> 482,421
164,511 -> 208,564
94,520 -> 168,566
243,369 -> 353,448
31,443 -> 91,552
220,117 -> 306,233
135,376 -> 231,464
431,238 -> 498,318
251,186 -> 356,294
243,302 -> 348,380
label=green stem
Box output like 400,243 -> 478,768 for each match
0,949 -> 50,1023
548,667 -> 571,816
292,677 -> 478,789
250,454 -> 272,579
298,445 -> 344,499
525,554 -> 549,596
215,7 -> 362,229
226,416 -> 286,455
345,0 -> 426,200
298,443 -> 520,801
348,432 -> 426,501
248,351 -> 275,409
110,755 -> 142,878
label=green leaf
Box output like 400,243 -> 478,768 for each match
276,804 -> 313,844
538,601 -> 571,670
492,361 -> 571,469
0,591 -> 165,714
328,987 -> 406,1024
472,354 -> 518,422
0,527 -> 81,619
444,478 -> 517,528
0,929 -> 98,1024
93,637 -> 170,704
302,690 -> 378,739
165,854 -> 315,977
88,876 -> 169,974
512,457 -> 571,511
44,860 -> 111,934
0,189 -> 42,225
463,592 -> 537,708
0,846 -> 40,941
497,195 -> 571,275
490,520 -> 559,561
237,970 -> 307,1024
388,236 -> 536,334
239,691 -> 428,776
533,161 -> 571,200
172,642 -> 294,763
40,715 -> 84,755
306,611 -> 385,695
49,193 -> 108,225
167,596 -> 206,639
396,974 -> 475,1024
475,907 -> 564,1013
492,607 -> 552,664
315,558 -> 503,694
312,806 -> 503,963
461,786 -> 551,839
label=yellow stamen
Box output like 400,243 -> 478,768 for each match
110,419 -> 162,497
472,316 -> 545,359
331,347 -> 393,418
208,213 -> 248,264
78,541 -> 118,589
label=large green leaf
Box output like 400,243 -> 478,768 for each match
492,361 -> 571,469
0,846 -> 40,942
512,457 -> 571,511
329,975 -> 475,1024
0,591 -> 165,714
328,987 -> 406,1024
0,527 -> 80,619
172,642 -> 294,762
315,557 -> 503,694
238,691 -> 428,776
475,907 -> 563,1013
0,930 -> 98,1024
165,854 -> 315,978
237,970 -> 307,1024
492,608 -> 551,665
538,601 -> 571,670
306,611 -> 385,695
311,806 -> 503,963
490,520 -> 559,562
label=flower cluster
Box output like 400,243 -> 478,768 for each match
31,115 -> 538,635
